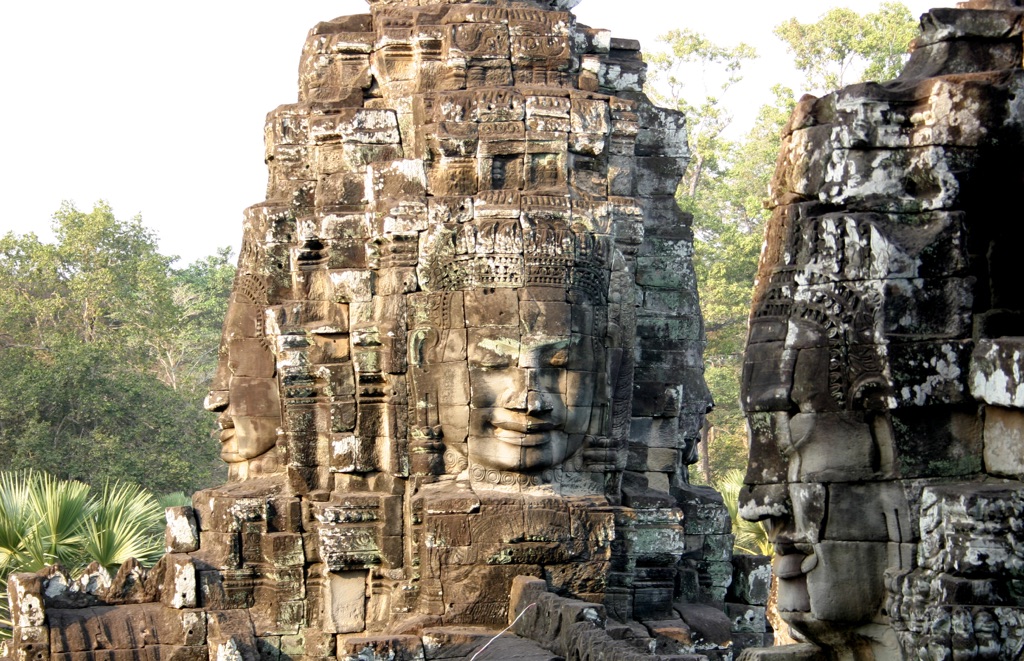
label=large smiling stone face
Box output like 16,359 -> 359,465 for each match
404,211 -> 620,489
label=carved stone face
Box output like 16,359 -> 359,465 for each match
410,286 -> 606,476
741,302 -> 908,650
206,297 -> 282,476
218,374 -> 280,464
465,306 -> 596,473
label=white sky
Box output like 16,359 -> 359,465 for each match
0,0 -> 948,265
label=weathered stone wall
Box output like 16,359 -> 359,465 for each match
740,2 -> 1024,659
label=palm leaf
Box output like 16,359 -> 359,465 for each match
0,581 -> 10,641
0,471 -> 40,641
0,471 -> 34,564
0,472 -> 166,639
25,472 -> 94,570
82,481 -> 164,572
156,492 -> 192,508
714,468 -> 773,558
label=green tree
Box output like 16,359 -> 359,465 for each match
695,87 -> 794,484
152,248 -> 236,394
648,32 -> 791,484
646,29 -> 757,201
0,203 -> 230,494
775,2 -> 919,92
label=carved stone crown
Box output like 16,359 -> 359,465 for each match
366,0 -> 583,8
419,215 -> 611,301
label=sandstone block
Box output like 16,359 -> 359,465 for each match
972,338 -> 1024,407
724,603 -> 767,634
982,405 -> 1024,479
339,635 -> 424,661
735,644 -> 824,661
728,555 -> 772,607
165,507 -> 200,554
806,541 -> 887,623
674,603 -> 731,647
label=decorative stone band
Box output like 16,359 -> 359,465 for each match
464,436 -> 612,492
469,463 -> 557,488
419,216 -> 612,302
746,266 -> 890,411
366,0 -> 583,8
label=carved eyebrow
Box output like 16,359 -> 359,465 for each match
477,337 -> 521,357
520,338 -> 570,352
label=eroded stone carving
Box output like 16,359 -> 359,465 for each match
740,3 -> 1024,659
2,1 -> 770,660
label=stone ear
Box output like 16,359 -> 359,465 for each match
409,328 -> 429,369
407,329 -> 436,370
605,320 -> 621,348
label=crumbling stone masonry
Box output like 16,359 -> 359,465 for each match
2,1 -> 773,660
739,1 -> 1024,659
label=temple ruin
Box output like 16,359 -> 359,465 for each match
739,0 -> 1024,659
7,0 -> 1024,659
1,0 -> 770,660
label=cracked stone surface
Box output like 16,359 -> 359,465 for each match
740,3 -> 1024,660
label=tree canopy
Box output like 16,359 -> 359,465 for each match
775,2 -> 919,92
0,203 -> 232,494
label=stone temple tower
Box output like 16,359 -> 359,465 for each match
739,1 -> 1024,659
4,1 -> 776,661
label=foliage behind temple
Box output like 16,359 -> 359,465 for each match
0,202 -> 232,494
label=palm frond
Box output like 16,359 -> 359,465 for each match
156,491 -> 192,509
0,472 -> 167,640
0,471 -> 34,562
25,472 -> 94,570
0,581 -> 10,641
83,481 -> 165,572
714,468 -> 773,558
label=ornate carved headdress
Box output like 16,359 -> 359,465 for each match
418,214 -> 612,302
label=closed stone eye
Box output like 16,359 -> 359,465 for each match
472,355 -> 512,370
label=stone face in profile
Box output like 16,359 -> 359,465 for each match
204,276 -> 284,478
740,6 -> 1024,659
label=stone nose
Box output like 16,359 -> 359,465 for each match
497,371 -> 554,414
525,390 -> 554,415
217,411 -> 234,430
498,389 -> 555,415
